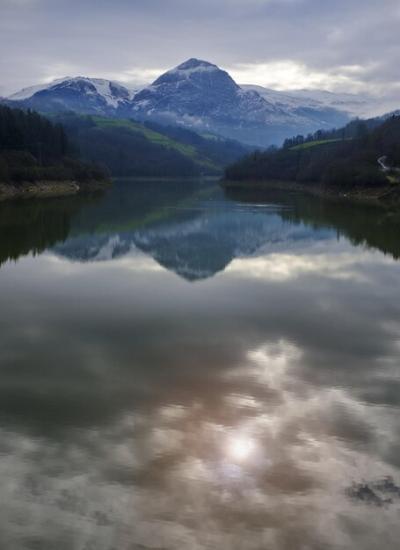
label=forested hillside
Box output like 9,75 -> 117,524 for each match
0,105 -> 107,186
225,116 -> 400,190
56,113 -> 249,177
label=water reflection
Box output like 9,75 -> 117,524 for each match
1,179 -> 400,278
0,195 -> 86,268
226,435 -> 259,465
0,180 -> 400,549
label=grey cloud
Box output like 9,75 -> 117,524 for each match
0,0 -> 399,101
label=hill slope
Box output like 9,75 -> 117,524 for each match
57,113 -> 249,177
225,116 -> 400,192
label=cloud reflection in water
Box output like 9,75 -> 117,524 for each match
0,184 -> 400,548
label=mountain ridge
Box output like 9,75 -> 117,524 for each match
4,58 -> 376,147
128,58 -> 350,146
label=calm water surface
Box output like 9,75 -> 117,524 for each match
1,180 -> 400,549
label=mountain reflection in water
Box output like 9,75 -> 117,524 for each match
0,179 -> 400,549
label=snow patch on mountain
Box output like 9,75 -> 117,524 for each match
8,76 -> 136,109
163,58 -> 220,78
242,85 -> 375,118
9,78 -> 67,100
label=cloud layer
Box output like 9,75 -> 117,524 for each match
0,0 -> 399,106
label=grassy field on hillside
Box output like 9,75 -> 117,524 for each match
91,117 -> 218,171
290,138 -> 352,151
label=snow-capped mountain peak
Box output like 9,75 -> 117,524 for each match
167,58 -> 220,75
149,58 -> 238,90
5,59 -> 371,146
129,59 -> 350,146
8,76 -> 136,114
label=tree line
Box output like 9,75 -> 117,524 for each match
225,115 -> 400,189
0,105 -> 107,185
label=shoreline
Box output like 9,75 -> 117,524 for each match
0,180 -> 110,202
221,179 -> 400,209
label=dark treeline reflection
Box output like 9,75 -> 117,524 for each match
225,187 -> 400,261
0,194 -> 99,267
0,180 -> 203,270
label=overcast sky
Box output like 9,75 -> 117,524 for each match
1,0 -> 399,102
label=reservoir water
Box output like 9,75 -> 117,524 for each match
1,179 -> 400,549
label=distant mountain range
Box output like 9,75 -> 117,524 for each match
4,58 -> 377,147
241,85 -> 375,120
